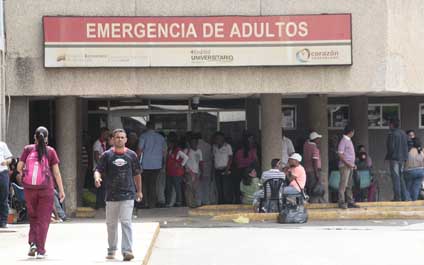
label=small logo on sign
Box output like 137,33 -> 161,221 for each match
112,158 -> 127,167
296,48 -> 311,63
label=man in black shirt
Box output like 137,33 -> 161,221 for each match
94,129 -> 142,261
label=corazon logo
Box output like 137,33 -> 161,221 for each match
113,158 -> 128,167
296,48 -> 311,63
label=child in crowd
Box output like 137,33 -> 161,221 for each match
183,136 -> 203,208
240,164 -> 260,205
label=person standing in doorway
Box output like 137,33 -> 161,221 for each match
17,126 -> 66,259
183,136 -> 204,208
385,118 -> 410,201
137,122 -> 166,208
213,132 -> 233,204
281,130 -> 295,167
337,125 -> 360,209
0,140 -> 13,228
93,127 -> 109,209
303,131 -> 325,203
165,132 -> 187,207
94,129 -> 142,261
194,132 -> 213,205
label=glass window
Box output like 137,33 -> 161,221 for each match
368,104 -> 400,129
282,105 -> 296,129
328,105 -> 349,129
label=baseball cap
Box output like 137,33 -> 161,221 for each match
289,153 -> 302,162
309,131 -> 322,140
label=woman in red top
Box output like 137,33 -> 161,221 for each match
234,133 -> 258,203
165,132 -> 188,207
17,126 -> 65,259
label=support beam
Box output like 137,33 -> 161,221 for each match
6,97 -> 29,156
260,94 -> 282,171
56,96 -> 79,215
306,95 -> 329,202
246,97 -> 260,140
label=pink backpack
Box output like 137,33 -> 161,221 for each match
23,147 -> 51,188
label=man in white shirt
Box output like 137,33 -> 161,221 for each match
0,141 -> 13,228
281,130 -> 295,167
183,137 -> 203,208
213,132 -> 233,204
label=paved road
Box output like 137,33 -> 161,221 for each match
150,223 -> 424,265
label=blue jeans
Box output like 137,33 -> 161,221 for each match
405,168 -> 424,201
389,161 -> 411,201
283,186 -> 301,195
0,170 -> 9,225
54,190 -> 66,219
106,200 -> 134,254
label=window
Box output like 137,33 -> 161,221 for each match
419,104 -> 424,128
368,104 -> 400,129
282,105 -> 296,129
328,105 -> 349,129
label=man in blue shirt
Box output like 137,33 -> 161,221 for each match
137,122 -> 166,208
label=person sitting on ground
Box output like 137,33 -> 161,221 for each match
283,153 -> 306,195
239,164 -> 260,205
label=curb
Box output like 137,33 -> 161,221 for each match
142,223 -> 160,265
211,209 -> 424,222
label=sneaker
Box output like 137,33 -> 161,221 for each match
36,253 -> 46,259
28,243 -> 37,257
338,202 -> 348,209
123,252 -> 134,261
348,203 -> 360,208
106,251 -> 115,260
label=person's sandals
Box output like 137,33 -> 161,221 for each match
28,243 -> 37,257
123,252 -> 134,261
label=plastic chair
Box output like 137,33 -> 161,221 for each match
259,178 -> 285,213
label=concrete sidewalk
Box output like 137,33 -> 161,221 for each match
0,222 -> 160,265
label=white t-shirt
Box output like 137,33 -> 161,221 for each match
0,141 -> 12,172
213,143 -> 233,169
184,148 -> 203,174
92,139 -> 106,170
281,136 -> 295,166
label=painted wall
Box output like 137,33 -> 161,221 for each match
6,0 -> 417,96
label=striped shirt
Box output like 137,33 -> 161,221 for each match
261,169 -> 285,182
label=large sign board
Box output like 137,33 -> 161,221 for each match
43,14 -> 352,67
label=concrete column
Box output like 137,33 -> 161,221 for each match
306,95 -> 329,202
246,97 -> 260,139
6,97 -> 29,156
260,94 -> 282,171
350,96 -> 369,150
56,96 -> 79,215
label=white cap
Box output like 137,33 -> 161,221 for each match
289,153 -> 302,162
309,131 -> 322,140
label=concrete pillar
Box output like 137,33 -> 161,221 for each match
260,94 -> 282,171
350,96 -> 369,150
306,95 -> 329,202
56,96 -> 79,215
6,97 -> 29,156
246,97 -> 260,140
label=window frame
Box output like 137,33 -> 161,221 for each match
368,103 -> 401,129
328,104 -> 350,130
281,104 -> 297,130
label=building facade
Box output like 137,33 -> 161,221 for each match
4,0 -> 424,213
